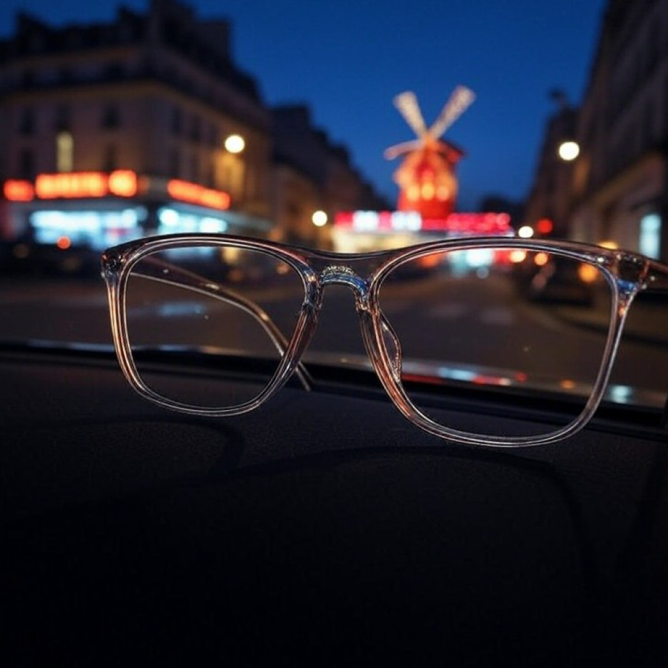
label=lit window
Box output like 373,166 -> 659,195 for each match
56,131 -> 74,172
639,213 -> 662,259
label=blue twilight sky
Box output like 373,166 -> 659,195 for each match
0,0 -> 608,211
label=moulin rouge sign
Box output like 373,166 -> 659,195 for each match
335,210 -> 512,236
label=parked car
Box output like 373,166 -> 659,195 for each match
527,256 -> 594,305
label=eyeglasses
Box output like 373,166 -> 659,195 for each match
102,234 -> 668,448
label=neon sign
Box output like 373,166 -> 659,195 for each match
3,173 -> 232,213
167,180 -> 231,210
2,171 -> 140,202
335,211 -> 512,235
3,179 -> 35,202
35,170 -> 138,199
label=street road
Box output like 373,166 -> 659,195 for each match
1,272 -> 666,402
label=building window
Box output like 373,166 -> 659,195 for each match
21,69 -> 34,87
102,103 -> 120,129
105,62 -> 123,80
59,67 -> 73,84
208,123 -> 217,147
190,115 -> 201,143
103,144 -> 118,171
190,152 -> 199,182
19,148 -> 35,179
19,108 -> 34,135
170,147 -> 181,177
55,104 -> 71,132
172,108 -> 182,135
639,213 -> 662,259
206,158 -> 215,187
56,131 -> 74,172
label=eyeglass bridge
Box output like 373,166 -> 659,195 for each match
318,264 -> 402,380
319,265 -> 370,307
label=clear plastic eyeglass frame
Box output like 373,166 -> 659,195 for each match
102,234 -> 668,448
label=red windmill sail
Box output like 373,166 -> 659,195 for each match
385,86 -> 475,220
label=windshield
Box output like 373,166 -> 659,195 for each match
1,0 -> 667,412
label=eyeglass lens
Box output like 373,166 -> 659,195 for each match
378,248 -> 614,437
124,244 -> 305,408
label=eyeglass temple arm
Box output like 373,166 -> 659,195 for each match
645,260 -> 668,295
379,311 -> 403,380
134,256 -> 313,391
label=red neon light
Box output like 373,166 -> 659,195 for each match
36,172 -> 107,199
536,218 -> 554,235
108,170 -> 138,197
335,211 -> 354,227
167,179 -> 231,210
33,170 -> 139,199
56,235 -> 72,250
422,213 -> 511,234
335,211 -> 512,235
3,179 -> 35,202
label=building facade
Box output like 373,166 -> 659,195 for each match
522,102 -> 578,239
525,0 -> 668,261
271,105 -> 388,247
0,0 -> 277,249
0,0 -> 384,254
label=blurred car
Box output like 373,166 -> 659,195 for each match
527,256 -> 594,305
0,238 -> 101,277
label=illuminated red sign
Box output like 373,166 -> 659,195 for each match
107,170 -> 139,198
335,211 -> 512,235
3,179 -> 35,202
28,170 -> 139,200
3,173 -> 232,213
536,218 -> 554,235
423,213 -> 511,234
167,180 -> 231,210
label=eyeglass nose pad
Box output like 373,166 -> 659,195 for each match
379,311 -> 403,382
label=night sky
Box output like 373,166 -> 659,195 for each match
0,0 -> 608,211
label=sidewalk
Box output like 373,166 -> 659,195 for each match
553,296 -> 668,347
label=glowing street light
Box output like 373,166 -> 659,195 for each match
518,225 -> 534,239
312,210 -> 328,227
558,140 -> 580,161
224,134 -> 245,154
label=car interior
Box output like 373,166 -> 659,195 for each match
2,338 -> 668,665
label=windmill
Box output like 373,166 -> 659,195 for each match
385,86 -> 475,220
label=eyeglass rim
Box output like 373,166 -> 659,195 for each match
102,233 -> 665,448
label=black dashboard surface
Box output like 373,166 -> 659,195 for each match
2,350 -> 668,666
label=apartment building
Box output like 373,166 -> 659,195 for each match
0,0 -> 385,251
272,105 -> 387,247
525,0 -> 668,261
0,0 -> 279,249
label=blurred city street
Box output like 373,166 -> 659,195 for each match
1,273 -> 666,402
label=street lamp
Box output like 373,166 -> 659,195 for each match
224,134 -> 245,154
312,210 -> 328,227
557,140 -> 580,161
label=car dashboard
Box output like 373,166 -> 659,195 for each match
1,345 -> 668,666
